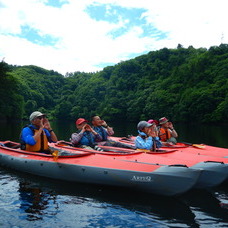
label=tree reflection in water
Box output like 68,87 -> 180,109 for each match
18,181 -> 58,221
17,175 -> 197,227
1,167 -> 228,227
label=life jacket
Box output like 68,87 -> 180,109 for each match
138,131 -> 149,140
159,127 -> 171,142
79,131 -> 95,147
93,126 -> 108,141
137,130 -> 157,151
20,126 -> 49,152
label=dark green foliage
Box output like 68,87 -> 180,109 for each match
0,61 -> 24,120
10,65 -> 65,119
1,44 -> 228,123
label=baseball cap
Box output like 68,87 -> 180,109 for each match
29,111 -> 45,122
76,118 -> 88,125
137,121 -> 152,131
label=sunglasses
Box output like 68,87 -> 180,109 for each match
37,115 -> 46,120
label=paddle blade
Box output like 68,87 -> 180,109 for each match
136,149 -> 150,153
192,144 -> 205,149
52,150 -> 59,161
181,142 -> 206,149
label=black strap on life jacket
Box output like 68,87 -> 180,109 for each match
138,134 -> 148,140
152,137 -> 157,152
40,131 -> 45,151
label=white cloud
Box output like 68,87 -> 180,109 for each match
0,0 -> 228,75
140,0 -> 228,48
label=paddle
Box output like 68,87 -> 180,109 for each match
54,142 -> 141,155
49,146 -> 93,158
181,142 -> 206,149
136,148 -> 178,154
57,140 -> 74,146
50,149 -> 59,161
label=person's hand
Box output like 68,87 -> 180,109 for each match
43,118 -> 51,130
152,125 -> 158,137
81,124 -> 87,132
148,126 -> 158,137
168,122 -> 174,129
101,120 -> 108,127
84,124 -> 92,132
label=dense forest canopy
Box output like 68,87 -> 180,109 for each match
0,44 -> 228,123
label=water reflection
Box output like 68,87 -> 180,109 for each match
52,184 -> 197,227
1,166 -> 228,227
1,168 -> 198,227
18,182 -> 58,221
180,188 -> 228,226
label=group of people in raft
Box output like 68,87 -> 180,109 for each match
20,111 -> 178,153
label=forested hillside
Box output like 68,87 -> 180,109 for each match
1,44 -> 227,123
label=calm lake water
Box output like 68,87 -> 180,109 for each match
0,120 -> 228,227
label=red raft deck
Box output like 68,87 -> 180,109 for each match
109,136 -> 228,158
108,136 -> 228,186
52,140 -> 228,189
0,141 -> 201,196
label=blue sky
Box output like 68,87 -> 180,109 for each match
0,0 -> 227,75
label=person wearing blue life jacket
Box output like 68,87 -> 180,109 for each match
20,111 -> 58,152
135,121 -> 162,151
91,115 -> 135,149
70,118 -> 103,150
91,116 -> 114,141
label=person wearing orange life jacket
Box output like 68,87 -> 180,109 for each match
158,117 -> 178,145
20,111 -> 58,152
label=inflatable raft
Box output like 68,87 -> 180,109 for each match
109,136 -> 228,158
52,140 -> 228,188
0,141 -> 201,196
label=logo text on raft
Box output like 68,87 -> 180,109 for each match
131,176 -> 152,182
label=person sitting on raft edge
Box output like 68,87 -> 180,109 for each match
20,111 -> 58,153
91,115 -> 136,149
135,120 -> 162,151
158,117 -> 178,145
70,118 -> 103,150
